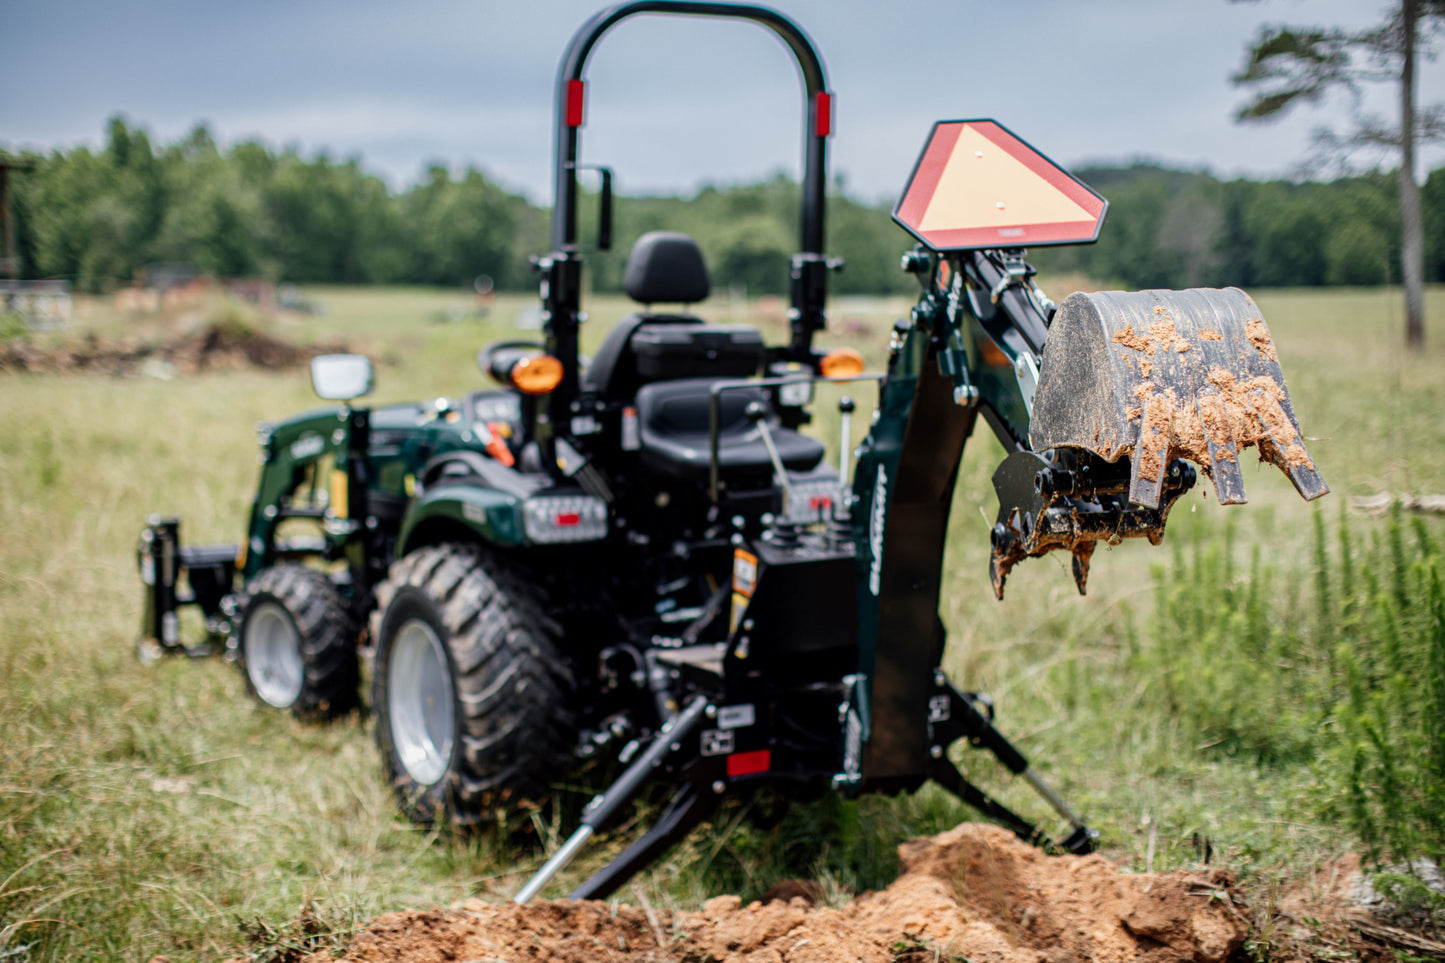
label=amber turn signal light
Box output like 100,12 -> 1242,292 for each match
510,354 -> 564,395
819,347 -> 865,378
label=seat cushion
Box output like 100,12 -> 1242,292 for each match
635,378 -> 825,483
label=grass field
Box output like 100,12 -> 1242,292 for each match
1,279 -> 1442,961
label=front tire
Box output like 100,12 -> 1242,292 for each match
371,543 -> 575,828
236,565 -> 359,720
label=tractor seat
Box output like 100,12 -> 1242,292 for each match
634,378 -> 824,483
586,232 -> 761,399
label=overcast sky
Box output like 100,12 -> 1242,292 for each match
4,0 -> 1441,204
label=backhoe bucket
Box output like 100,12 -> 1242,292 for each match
1029,288 -> 1327,509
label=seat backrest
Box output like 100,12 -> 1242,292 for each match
585,315 -> 703,399
585,231 -> 714,400
624,231 -> 710,304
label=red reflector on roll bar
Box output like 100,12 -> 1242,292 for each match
555,512 -> 581,526
727,749 -> 771,777
814,91 -> 831,137
566,80 -> 586,127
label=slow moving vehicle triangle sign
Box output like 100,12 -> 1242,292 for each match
893,120 -> 1107,251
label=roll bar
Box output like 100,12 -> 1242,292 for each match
538,2 -> 835,444
552,1 -> 830,256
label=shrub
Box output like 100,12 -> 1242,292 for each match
1143,505 -> 1445,865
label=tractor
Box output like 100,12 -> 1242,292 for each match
137,0 -> 1327,903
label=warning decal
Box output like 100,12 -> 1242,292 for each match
893,120 -> 1106,252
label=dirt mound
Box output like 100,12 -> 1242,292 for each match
0,324 -> 347,377
300,824 -> 1247,963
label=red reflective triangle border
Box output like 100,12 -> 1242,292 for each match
893,120 -> 1106,251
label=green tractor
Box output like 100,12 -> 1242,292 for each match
138,0 -> 1326,901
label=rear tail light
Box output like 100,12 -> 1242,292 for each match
522,495 -> 607,543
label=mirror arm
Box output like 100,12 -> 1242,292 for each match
564,163 -> 613,253
598,167 -> 612,252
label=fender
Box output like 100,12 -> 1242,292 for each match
396,482 -> 525,556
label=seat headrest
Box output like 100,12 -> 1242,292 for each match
624,231 -> 710,305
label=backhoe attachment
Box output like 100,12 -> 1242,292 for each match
989,287 -> 1327,598
1030,288 -> 1328,509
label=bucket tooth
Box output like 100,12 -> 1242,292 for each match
1070,543 -> 1095,596
1245,387 -> 1329,501
1285,458 -> 1329,501
1127,391 -> 1170,510
1196,386 -> 1246,505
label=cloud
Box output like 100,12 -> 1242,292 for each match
3,0 -> 1441,200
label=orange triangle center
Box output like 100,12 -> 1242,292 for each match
919,125 -> 1094,233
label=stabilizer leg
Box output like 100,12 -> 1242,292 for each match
929,677 -> 1097,854
569,782 -> 718,901
927,757 -> 1047,846
513,695 -> 712,903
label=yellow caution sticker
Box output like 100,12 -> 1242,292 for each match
729,548 -> 759,637
330,468 -> 349,519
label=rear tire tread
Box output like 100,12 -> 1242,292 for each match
371,543 -> 575,827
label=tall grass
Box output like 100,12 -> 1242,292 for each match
1132,503 -> 1445,866
1325,510 -> 1445,868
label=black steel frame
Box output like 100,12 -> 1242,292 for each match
538,1 -> 835,470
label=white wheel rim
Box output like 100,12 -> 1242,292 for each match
388,617 -> 455,787
244,601 -> 305,708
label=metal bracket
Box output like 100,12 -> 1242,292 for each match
936,338 -> 979,407
988,252 -> 1034,304
1012,352 -> 1039,416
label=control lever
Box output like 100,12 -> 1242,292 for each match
837,395 -> 855,489
746,401 -> 794,515
826,395 -> 857,541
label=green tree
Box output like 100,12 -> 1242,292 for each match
828,192 -> 913,296
400,165 -> 526,287
16,117 -> 170,289
1424,167 -> 1445,282
152,125 -> 268,277
1320,174 -> 1398,285
263,153 -> 400,283
1245,185 -> 1329,287
1233,0 -> 1445,349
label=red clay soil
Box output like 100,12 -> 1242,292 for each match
301,823 -> 1249,963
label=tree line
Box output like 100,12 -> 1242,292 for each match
7,117 -> 1445,297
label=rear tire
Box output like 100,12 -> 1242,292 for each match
236,565 -> 359,720
371,543 -> 575,828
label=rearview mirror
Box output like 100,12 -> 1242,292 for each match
311,353 -> 374,402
